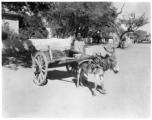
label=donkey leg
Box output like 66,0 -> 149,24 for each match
77,67 -> 81,87
93,74 -> 98,96
100,75 -> 106,94
79,71 -> 84,87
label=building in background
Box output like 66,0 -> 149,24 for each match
2,13 -> 20,34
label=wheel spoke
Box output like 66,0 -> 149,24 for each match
35,55 -> 43,69
39,55 -> 43,67
33,62 -> 38,68
41,64 -> 46,69
35,55 -> 39,62
41,72 -> 45,83
34,72 -> 38,77
41,68 -> 46,73
33,64 -> 37,68
39,55 -> 46,69
38,72 -> 42,83
37,55 -> 41,67
35,59 -> 39,66
36,55 -> 41,66
33,68 -> 37,73
41,71 -> 44,81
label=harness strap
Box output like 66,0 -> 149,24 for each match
95,56 -> 109,71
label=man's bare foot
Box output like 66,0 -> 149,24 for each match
101,90 -> 106,94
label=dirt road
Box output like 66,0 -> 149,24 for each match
2,44 -> 151,118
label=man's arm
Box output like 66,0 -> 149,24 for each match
83,46 -> 86,54
71,47 -> 82,54
70,41 -> 82,54
83,41 -> 86,54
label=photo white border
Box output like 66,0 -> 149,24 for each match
0,0 -> 151,120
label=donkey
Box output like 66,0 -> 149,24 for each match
77,47 -> 119,96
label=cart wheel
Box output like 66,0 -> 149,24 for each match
66,62 -> 78,75
32,52 -> 48,86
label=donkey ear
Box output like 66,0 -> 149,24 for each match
103,47 -> 108,52
104,47 -> 113,54
112,47 -> 115,53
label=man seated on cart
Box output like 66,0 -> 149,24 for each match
69,32 -> 86,57
69,32 -> 89,83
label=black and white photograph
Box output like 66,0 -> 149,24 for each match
1,1 -> 151,118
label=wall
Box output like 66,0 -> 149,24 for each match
2,14 -> 19,34
2,37 -> 73,54
2,14 -> 20,54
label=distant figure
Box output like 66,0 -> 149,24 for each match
76,24 -> 83,37
92,30 -> 101,44
96,31 -> 101,44
4,22 -> 9,32
105,32 -> 109,44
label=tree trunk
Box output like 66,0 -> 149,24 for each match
117,30 -> 134,48
56,29 -> 59,38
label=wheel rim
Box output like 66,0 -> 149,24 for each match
33,52 -> 48,86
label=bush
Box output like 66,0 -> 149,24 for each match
2,30 -> 8,40
2,29 -> 24,54
19,15 -> 49,40
2,27 -> 10,40
2,28 -> 19,41
19,28 -> 30,40
19,27 -> 49,40
8,30 -> 20,41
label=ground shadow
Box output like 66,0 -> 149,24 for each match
85,43 -> 102,48
75,74 -> 106,95
82,81 -> 105,95
46,70 -> 88,88
117,45 -> 132,50
46,70 -> 76,84
46,70 -> 105,95
2,52 -> 32,70
85,42 -> 119,49
83,81 -> 95,95
2,39 -> 37,70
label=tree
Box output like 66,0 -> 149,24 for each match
133,30 -> 147,42
2,2 -> 56,39
46,2 -> 120,38
2,2 -> 125,39
2,2 -> 56,16
117,12 -> 149,47
19,15 -> 49,39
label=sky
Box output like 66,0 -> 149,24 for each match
113,2 -> 151,34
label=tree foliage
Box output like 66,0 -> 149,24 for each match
2,2 -> 149,42
133,30 -> 147,41
119,12 -> 149,38
2,2 -> 122,38
19,15 -> 49,39
2,2 -> 55,39
116,12 -> 149,47
2,2 -> 56,16
46,2 -> 119,38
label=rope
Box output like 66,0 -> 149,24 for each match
92,55 -> 110,71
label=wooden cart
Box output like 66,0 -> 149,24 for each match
31,45 -> 81,86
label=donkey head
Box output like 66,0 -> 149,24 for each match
104,47 -> 119,73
